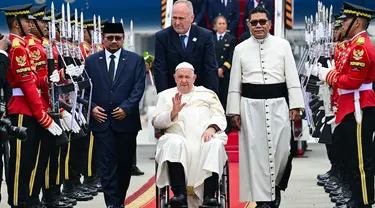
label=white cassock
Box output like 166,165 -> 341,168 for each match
152,86 -> 228,203
226,35 -> 305,202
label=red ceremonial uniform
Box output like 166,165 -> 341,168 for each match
80,41 -> 92,60
6,34 -> 53,128
325,31 -> 375,123
331,40 -> 350,113
25,34 -> 50,110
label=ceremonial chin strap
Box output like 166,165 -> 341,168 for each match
343,16 -> 357,39
16,17 -> 26,37
33,19 -> 45,38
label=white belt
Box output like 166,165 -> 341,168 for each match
12,88 -> 41,96
338,83 -> 373,123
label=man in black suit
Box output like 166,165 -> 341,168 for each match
243,0 -> 273,33
154,0 -> 218,94
0,35 -> 9,88
84,23 -> 146,208
0,34 -> 9,203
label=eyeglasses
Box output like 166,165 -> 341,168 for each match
249,19 -> 268,26
105,36 -> 123,41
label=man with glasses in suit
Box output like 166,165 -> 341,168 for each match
84,22 -> 146,208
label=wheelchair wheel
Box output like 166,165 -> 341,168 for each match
157,186 -> 169,208
155,161 -> 170,208
218,160 -> 230,208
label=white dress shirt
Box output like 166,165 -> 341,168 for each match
0,50 -> 7,57
216,32 -> 226,41
105,48 -> 122,78
179,26 -> 191,48
254,0 -> 259,8
222,0 -> 227,6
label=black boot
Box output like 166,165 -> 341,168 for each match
167,161 -> 187,208
202,173 -> 219,207
62,181 -> 93,201
131,166 -> 145,176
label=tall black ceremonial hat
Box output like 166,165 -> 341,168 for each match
341,1 -> 375,20
101,19 -> 108,29
30,4 -> 49,21
83,19 -> 94,29
333,14 -> 343,28
0,4 -> 34,19
103,22 -> 124,34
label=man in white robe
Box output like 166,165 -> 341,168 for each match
226,6 -> 305,208
152,62 -> 228,208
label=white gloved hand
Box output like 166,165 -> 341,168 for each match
61,110 -> 81,133
65,64 -> 84,77
317,61 -> 335,82
49,69 -> 60,83
65,64 -> 78,77
59,118 -> 69,132
47,121 -> 63,136
75,112 -> 87,126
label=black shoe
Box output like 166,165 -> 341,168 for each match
335,197 -> 352,206
169,194 -> 187,208
202,196 -> 218,206
317,171 -> 331,181
131,166 -> 145,176
329,188 -> 343,197
268,187 -> 281,208
78,184 -> 98,196
62,189 -> 93,201
84,178 -> 102,193
317,179 -> 328,186
42,200 -> 73,208
58,193 -> 77,206
255,202 -> 271,208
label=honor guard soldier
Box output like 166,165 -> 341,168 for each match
79,18 -> 103,192
0,4 -> 63,207
313,2 -> 375,207
26,5 -> 75,208
43,10 -> 79,206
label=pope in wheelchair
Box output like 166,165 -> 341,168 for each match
152,62 -> 228,207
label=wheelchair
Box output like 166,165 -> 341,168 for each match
154,129 -> 231,208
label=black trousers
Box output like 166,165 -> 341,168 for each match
82,132 -> 99,178
64,135 -> 88,185
28,126 -> 56,204
336,107 -> 375,206
94,128 -> 137,207
167,162 -> 218,197
7,114 -> 39,207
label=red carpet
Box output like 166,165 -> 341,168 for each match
124,162 -> 255,208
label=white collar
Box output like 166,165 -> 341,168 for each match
251,33 -> 270,43
105,48 -> 122,60
217,32 -> 226,38
179,26 -> 191,38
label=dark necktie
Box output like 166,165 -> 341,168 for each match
109,54 -> 116,87
180,35 -> 187,50
219,35 -> 223,41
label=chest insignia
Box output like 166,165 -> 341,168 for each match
16,55 -> 27,67
353,49 -> 364,61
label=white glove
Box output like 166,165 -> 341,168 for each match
317,60 -> 335,82
304,62 -> 320,77
61,110 -> 81,133
47,121 -> 63,136
65,64 -> 83,77
49,69 -> 60,83
59,118 -> 69,132
75,112 -> 87,126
